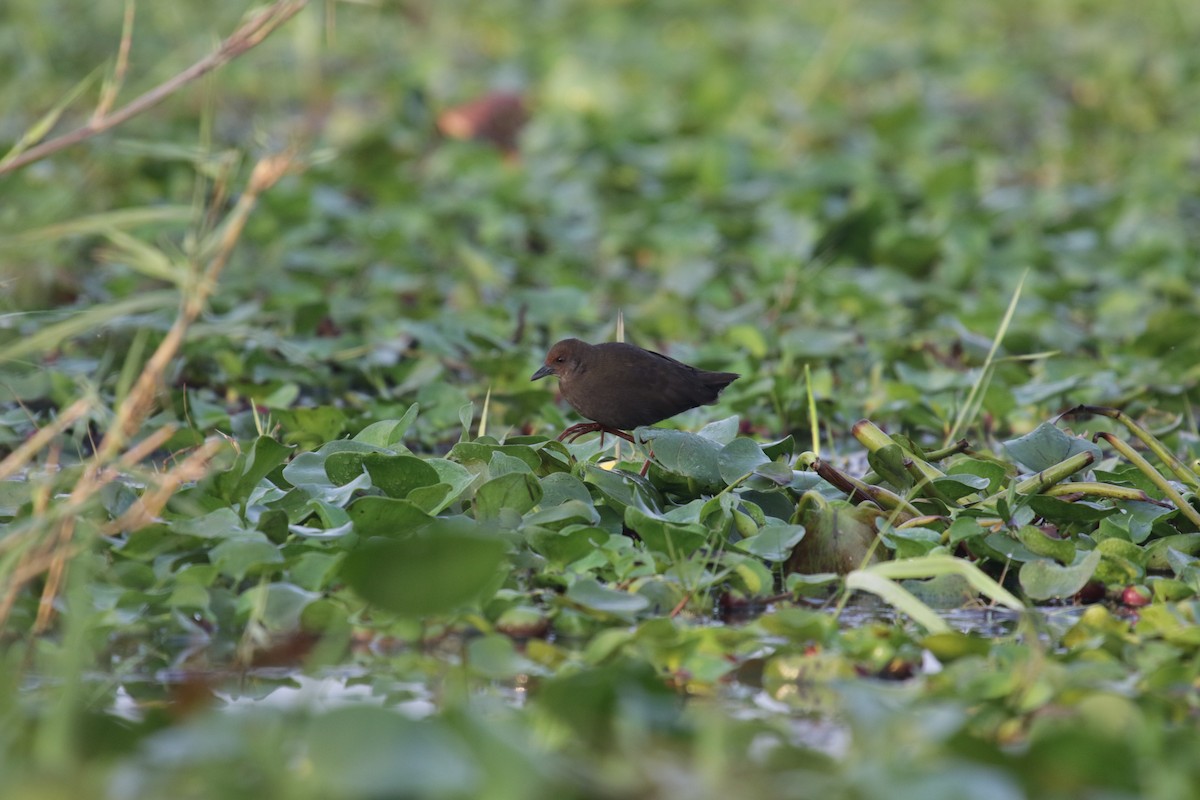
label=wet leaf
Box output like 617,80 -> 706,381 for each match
1019,549 -> 1104,600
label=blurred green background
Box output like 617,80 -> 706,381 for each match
3,2 -> 1200,799
3,0 -> 1198,450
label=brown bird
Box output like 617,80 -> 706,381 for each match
531,338 -> 739,443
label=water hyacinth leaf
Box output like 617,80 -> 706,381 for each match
752,462 -> 795,487
423,458 -> 477,509
525,525 -> 608,566
467,634 -> 544,679
761,434 -> 796,461
525,499 -> 600,530
730,556 -> 774,595
237,582 -> 320,632
488,450 -> 534,476
1099,500 -> 1175,544
475,472 -> 543,521
216,435 -> 290,506
868,444 -> 913,491
978,533 -> 1041,563
289,551 -> 346,591
584,464 -> 662,515
1015,525 -> 1076,564
566,577 -> 650,618
281,451 -> 334,488
173,507 -> 252,539
275,406 -> 349,443
1028,495 -> 1119,524
718,437 -> 770,485
324,451 -> 366,486
1019,548 -> 1104,600
1095,537 -> 1147,567
1145,534 -> 1200,570
210,534 -> 285,580
534,660 -> 677,749
947,457 -> 1009,494
882,526 -> 942,559
305,708 -> 479,797
363,453 -> 441,499
341,527 -> 508,616
348,496 -> 433,538
408,483 -> 454,514
697,415 -> 740,444
353,405 -> 419,448
784,572 -> 841,596
624,506 -> 710,556
947,516 -> 988,546
1003,422 -> 1102,472
449,442 -> 541,471
734,522 -> 806,561
285,440 -> 381,488
639,429 -> 723,490
930,473 -> 990,501
539,472 -> 593,507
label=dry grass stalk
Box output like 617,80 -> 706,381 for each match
0,0 -> 307,175
103,438 -> 225,535
0,149 -> 301,632
0,397 -> 93,482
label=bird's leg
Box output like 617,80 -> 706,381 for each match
638,448 -> 656,477
558,423 -> 635,444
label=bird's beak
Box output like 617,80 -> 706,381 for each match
530,364 -> 554,381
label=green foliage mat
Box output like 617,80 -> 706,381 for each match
2,0 -> 1200,798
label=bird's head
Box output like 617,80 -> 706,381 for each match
531,338 -> 588,382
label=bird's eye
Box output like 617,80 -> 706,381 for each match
555,356 -> 565,363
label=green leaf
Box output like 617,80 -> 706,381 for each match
474,472 -> 543,521
340,527 -> 508,616
215,435 -> 290,506
1028,495 -> 1119,524
1015,525 -> 1076,564
947,457 -> 1009,494
565,577 -> 650,618
761,435 -> 796,461
237,582 -> 320,632
539,472 -> 593,507
525,524 -> 608,566
583,465 -> 662,515
363,453 -> 441,499
173,508 -> 251,539
929,473 -> 989,501
348,496 -> 433,538
734,522 -> 806,561
639,429 -> 723,491
306,708 -> 477,797
210,534 -> 285,580
275,406 -> 349,443
1003,422 -> 1102,473
353,404 -> 419,448
697,415 -> 740,444
449,442 -> 542,472
624,506 -> 710,556
867,444 -> 912,490
467,635 -> 544,679
1019,549 -> 1104,600
717,437 -> 770,485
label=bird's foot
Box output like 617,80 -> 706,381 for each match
557,423 -> 636,444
